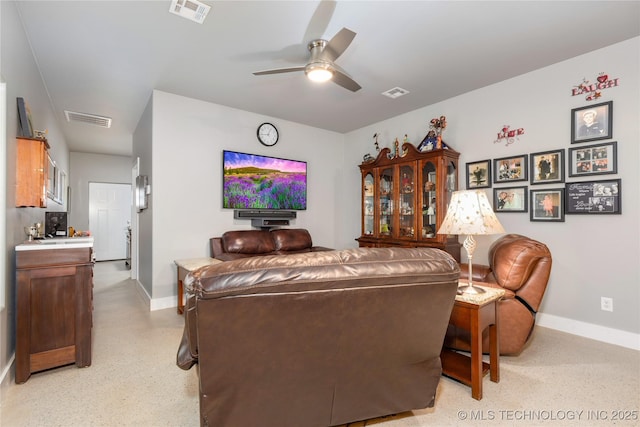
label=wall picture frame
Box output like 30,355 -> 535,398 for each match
565,178 -> 621,214
493,186 -> 528,212
530,188 -> 565,222
568,141 -> 617,177
466,159 -> 491,189
54,169 -> 66,205
493,154 -> 528,183
530,149 -> 565,185
46,154 -> 55,200
571,101 -> 612,143
17,97 -> 33,138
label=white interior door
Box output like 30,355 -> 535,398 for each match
89,182 -> 132,261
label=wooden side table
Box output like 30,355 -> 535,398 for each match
441,284 -> 505,400
174,257 -> 221,314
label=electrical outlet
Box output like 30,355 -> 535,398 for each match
601,297 -> 613,312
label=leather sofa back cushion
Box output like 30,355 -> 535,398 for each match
222,230 -> 276,254
272,229 -> 312,251
489,234 -> 551,292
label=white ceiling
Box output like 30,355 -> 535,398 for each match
15,1 -> 640,157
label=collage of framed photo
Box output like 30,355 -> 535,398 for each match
570,101 -> 612,144
568,141 -> 617,177
530,149 -> 564,185
493,186 -> 527,212
464,99 -> 620,220
565,179 -> 621,214
530,188 -> 565,222
493,154 -> 528,184
465,159 -> 491,189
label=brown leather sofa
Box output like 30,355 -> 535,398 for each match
210,228 -> 332,261
445,234 -> 552,356
177,247 -> 460,427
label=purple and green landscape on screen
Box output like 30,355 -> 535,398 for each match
223,150 -> 307,210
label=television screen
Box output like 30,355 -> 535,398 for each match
223,150 -> 307,210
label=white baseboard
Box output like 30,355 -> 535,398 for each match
133,279 -> 178,312
0,354 -> 15,392
537,313 -> 640,351
150,295 -> 177,311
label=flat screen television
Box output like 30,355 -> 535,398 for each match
222,150 -> 307,210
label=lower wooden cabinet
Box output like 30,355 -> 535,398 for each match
15,246 -> 94,384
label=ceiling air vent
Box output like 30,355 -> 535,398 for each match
169,0 -> 211,24
64,110 -> 112,128
382,87 -> 410,99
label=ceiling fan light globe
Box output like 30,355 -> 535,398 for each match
305,63 -> 334,83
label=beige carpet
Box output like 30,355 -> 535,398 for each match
1,261 -> 638,426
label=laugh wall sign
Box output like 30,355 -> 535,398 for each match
572,72 -> 620,101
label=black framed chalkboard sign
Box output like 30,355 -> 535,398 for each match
565,179 -> 621,214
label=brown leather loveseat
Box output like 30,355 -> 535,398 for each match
177,247 -> 460,427
210,228 -> 332,261
445,234 -> 552,355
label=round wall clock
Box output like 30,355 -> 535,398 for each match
257,122 -> 279,146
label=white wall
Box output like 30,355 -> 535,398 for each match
69,152 -> 132,231
133,90 -> 345,309
132,96 -> 154,296
1,1 -> 71,387
344,38 -> 640,348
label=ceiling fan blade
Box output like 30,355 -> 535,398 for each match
331,66 -> 361,92
320,27 -> 356,62
303,0 -> 337,42
253,66 -> 306,76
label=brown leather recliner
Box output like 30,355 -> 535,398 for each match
177,247 -> 460,427
445,234 -> 552,355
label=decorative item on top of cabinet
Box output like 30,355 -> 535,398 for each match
357,142 -> 461,262
16,137 -> 50,208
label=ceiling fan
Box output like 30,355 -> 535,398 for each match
253,27 -> 361,92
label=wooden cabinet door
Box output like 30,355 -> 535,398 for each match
15,248 -> 93,383
16,137 -> 48,207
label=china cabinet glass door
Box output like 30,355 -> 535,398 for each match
398,163 -> 416,239
421,161 -> 437,239
445,160 -> 457,213
379,167 -> 393,237
362,172 -> 374,236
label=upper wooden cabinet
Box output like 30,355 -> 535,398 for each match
16,137 -> 50,208
357,143 -> 461,262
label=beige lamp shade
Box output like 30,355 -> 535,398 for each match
437,190 -> 505,236
438,190 -> 505,295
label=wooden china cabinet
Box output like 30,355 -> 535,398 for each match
357,143 -> 461,262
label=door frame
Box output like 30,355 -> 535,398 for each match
130,158 -> 140,280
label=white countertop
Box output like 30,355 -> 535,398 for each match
16,237 -> 94,251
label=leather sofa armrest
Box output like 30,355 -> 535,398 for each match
210,237 -> 224,257
176,294 -> 198,370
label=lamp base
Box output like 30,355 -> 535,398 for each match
457,283 -> 486,295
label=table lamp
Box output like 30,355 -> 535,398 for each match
437,190 -> 505,295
